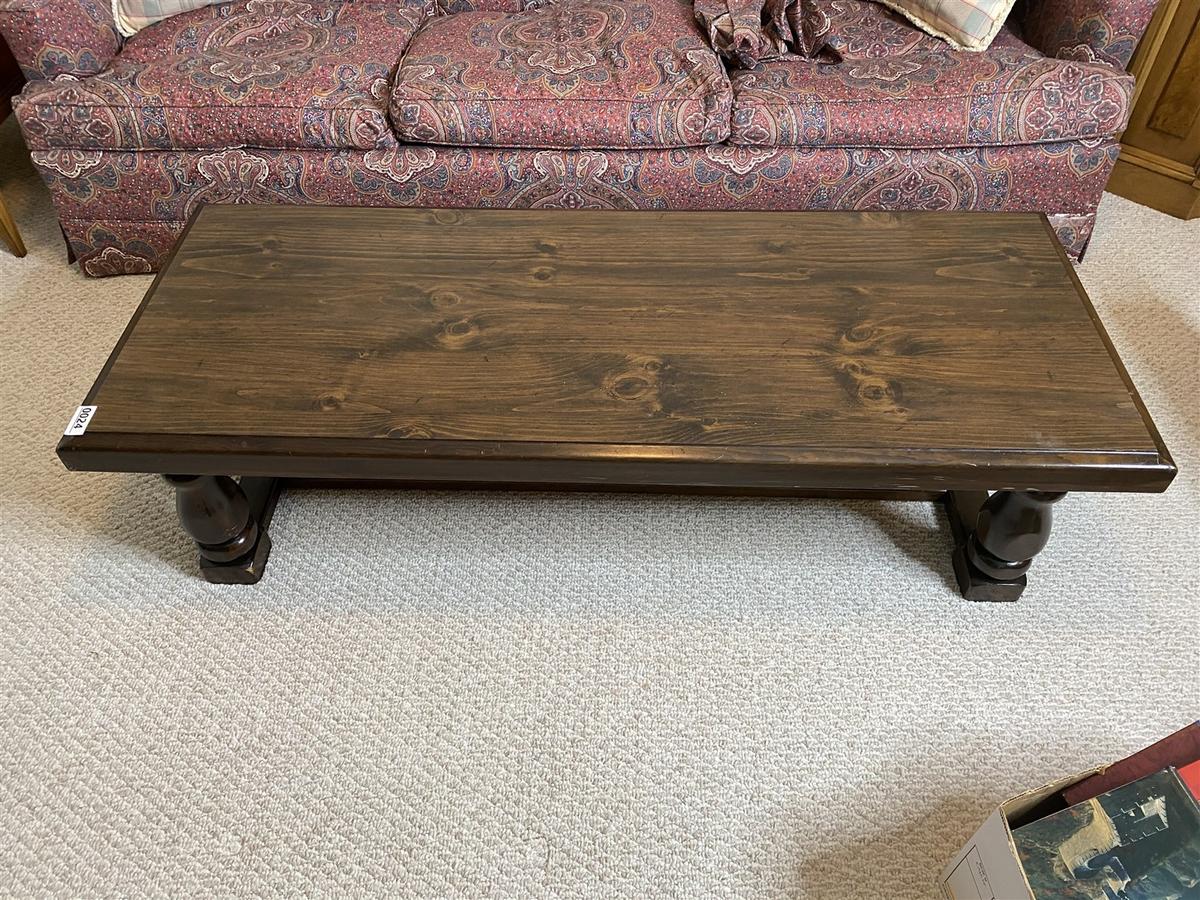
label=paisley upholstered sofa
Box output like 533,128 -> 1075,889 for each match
0,0 -> 1156,276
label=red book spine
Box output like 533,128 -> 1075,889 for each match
1063,721 -> 1200,805
1179,758 -> 1200,801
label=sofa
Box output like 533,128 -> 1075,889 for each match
0,0 -> 1157,276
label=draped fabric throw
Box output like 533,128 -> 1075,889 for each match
693,0 -> 839,66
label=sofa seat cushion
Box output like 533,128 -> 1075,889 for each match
434,0 -> 549,13
16,0 -> 428,151
729,0 -> 1133,148
390,0 -> 732,149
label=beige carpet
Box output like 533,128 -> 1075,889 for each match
1,115 -> 1198,897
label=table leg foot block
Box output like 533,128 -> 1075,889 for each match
166,474 -> 281,584
951,543 -> 1027,601
944,489 -> 1066,602
199,532 -> 272,584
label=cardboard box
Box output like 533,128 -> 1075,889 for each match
939,767 -> 1105,899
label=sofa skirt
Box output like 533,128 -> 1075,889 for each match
30,141 -> 1119,276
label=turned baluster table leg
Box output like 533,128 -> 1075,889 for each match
945,490 -> 1067,601
163,474 -> 281,584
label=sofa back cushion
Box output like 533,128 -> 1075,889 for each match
111,0 -> 222,35
391,0 -> 732,149
17,0 -> 427,150
728,0 -> 1134,147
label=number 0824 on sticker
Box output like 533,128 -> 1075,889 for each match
64,405 -> 98,436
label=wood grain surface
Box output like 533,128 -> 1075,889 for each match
59,207 -> 1175,492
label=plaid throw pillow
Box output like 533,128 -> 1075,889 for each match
111,0 -> 221,36
872,0 -> 1019,50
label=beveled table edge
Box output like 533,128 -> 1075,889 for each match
57,431 -> 1177,493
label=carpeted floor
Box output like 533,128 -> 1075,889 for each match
1,114 -> 1197,897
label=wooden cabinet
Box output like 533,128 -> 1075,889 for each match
1109,0 -> 1200,218
0,38 -> 27,256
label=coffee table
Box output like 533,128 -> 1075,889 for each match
58,207 -> 1175,598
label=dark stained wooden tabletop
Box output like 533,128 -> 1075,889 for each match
58,206 -> 1175,493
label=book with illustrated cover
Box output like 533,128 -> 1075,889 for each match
1013,768 -> 1200,899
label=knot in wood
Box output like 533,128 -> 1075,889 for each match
604,355 -> 666,404
386,423 -> 433,439
609,376 -> 652,400
316,390 -> 345,411
845,324 -> 875,343
438,317 -> 479,347
429,289 -> 461,308
834,361 -> 907,416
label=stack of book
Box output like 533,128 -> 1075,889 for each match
941,722 -> 1200,900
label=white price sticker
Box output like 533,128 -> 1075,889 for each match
64,405 -> 97,436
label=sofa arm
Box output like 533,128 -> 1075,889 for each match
1020,0 -> 1161,68
0,0 -> 120,80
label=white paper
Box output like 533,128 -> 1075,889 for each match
64,405 -> 97,436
